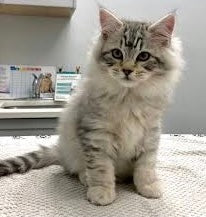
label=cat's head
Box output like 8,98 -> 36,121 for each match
95,8 -> 182,88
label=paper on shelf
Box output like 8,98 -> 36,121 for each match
54,72 -> 81,101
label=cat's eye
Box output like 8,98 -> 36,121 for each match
137,52 -> 151,61
111,49 -> 123,60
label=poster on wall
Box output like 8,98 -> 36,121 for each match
0,64 -> 56,99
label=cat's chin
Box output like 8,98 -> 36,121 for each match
117,79 -> 140,88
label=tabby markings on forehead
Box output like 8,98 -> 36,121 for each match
134,37 -> 143,50
122,31 -> 143,50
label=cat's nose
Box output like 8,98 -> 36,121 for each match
122,68 -> 133,76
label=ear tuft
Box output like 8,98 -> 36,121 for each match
99,8 -> 123,40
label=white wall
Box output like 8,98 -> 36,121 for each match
0,0 -> 205,133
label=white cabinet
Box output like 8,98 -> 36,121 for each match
0,0 -> 76,17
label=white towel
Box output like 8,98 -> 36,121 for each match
0,135 -> 205,217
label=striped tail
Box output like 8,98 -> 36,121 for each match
0,146 -> 59,176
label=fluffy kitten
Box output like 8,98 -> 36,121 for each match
0,8 -> 183,205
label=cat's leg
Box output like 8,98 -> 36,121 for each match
85,150 -> 116,205
78,122 -> 116,205
133,127 -> 162,198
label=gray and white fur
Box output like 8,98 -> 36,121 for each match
0,8 -> 183,206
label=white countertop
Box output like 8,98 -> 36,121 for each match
0,108 -> 63,119
0,99 -> 64,119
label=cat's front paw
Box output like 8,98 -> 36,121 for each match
87,186 -> 116,206
136,181 -> 162,198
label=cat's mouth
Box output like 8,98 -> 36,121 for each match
123,75 -> 132,81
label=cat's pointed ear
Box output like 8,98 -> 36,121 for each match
99,8 -> 123,40
148,13 -> 175,46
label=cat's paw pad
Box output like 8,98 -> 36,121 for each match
87,186 -> 116,205
136,181 -> 162,199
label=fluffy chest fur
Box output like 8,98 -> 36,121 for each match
110,101 -> 144,159
83,87 -> 162,160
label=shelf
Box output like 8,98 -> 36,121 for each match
0,0 -> 76,17
0,99 -> 65,119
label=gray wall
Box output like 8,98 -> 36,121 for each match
0,0 -> 205,133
